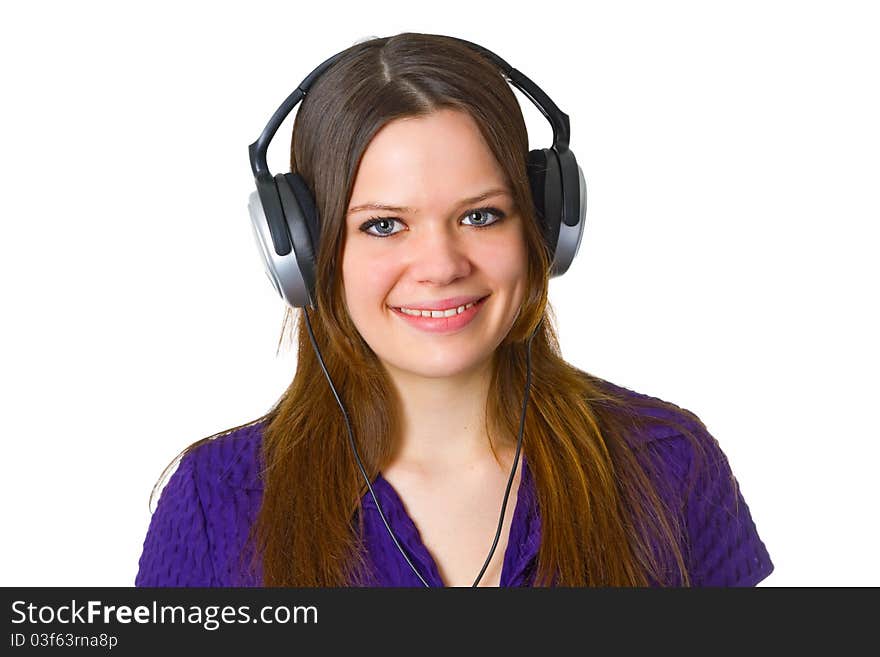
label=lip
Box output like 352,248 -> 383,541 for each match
389,295 -> 489,334
390,295 -> 487,312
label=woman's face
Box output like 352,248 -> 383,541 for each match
341,108 -> 528,380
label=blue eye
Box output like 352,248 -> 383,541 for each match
461,208 -> 505,228
360,217 -> 402,237
359,206 -> 507,239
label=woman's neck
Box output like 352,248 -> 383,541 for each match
384,357 -> 510,473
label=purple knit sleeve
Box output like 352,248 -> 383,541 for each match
684,433 -> 775,587
135,451 -> 217,587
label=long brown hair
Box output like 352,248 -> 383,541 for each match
150,32 -> 720,586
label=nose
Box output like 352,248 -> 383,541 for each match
406,223 -> 473,284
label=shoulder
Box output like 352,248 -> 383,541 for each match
590,379 -> 774,586
585,376 -> 728,496
183,419 -> 267,493
136,420 -> 267,587
591,376 -> 712,446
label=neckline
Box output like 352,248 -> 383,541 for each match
371,451 -> 531,587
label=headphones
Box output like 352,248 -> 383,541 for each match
247,35 -> 586,310
245,35 -> 585,587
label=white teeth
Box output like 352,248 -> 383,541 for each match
398,300 -> 477,317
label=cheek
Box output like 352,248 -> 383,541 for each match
342,247 -> 398,312
480,232 -> 528,285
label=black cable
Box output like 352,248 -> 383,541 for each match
471,320 -> 538,586
303,304 -> 540,587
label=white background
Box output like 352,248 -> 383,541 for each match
1,0 -> 877,587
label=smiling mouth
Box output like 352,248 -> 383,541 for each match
389,295 -> 490,317
388,295 -> 490,334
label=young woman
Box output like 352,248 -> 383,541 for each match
135,33 -> 774,587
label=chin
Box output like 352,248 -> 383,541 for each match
388,349 -> 493,380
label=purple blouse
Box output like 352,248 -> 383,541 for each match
135,389 -> 774,587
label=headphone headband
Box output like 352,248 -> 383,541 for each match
248,35 -> 571,178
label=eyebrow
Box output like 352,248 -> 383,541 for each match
347,188 -> 511,216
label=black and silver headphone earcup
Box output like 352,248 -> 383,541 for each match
527,148 -> 563,266
247,189 -> 284,299
281,172 -> 320,252
272,173 -> 319,308
551,148 -> 587,278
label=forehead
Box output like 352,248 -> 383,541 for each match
348,109 -> 508,210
